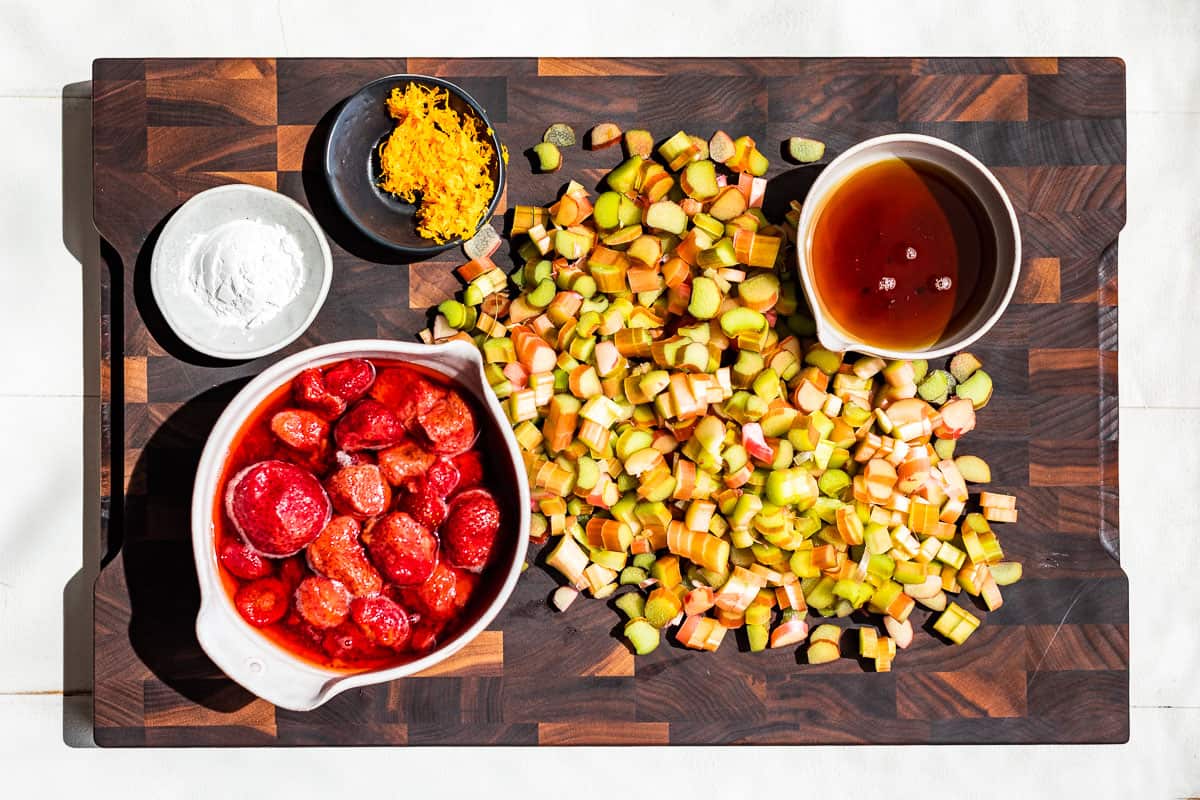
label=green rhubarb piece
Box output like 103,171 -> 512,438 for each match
804,346 -> 842,375
744,604 -> 771,627
955,455 -> 992,483
555,228 -> 588,259
864,523 -> 891,556
933,602 -> 980,645
463,283 -> 485,306
624,129 -> 654,159
641,475 -> 676,503
624,618 -> 661,654
607,156 -> 644,193
619,566 -> 648,587
936,541 -> 966,570
912,359 -> 928,383
526,278 -> 557,309
866,553 -> 895,580
593,191 -> 621,229
650,557 -> 682,589
617,196 -> 641,227
917,369 -> 955,405
590,549 -> 628,572
805,576 -> 837,610
817,468 -> 850,498
698,238 -> 738,268
932,437 -> 957,461
543,123 -> 576,147
481,337 -> 515,364
646,200 -> 688,235
949,352 -> 984,383
437,299 -> 469,329
688,276 -> 723,320
746,623 -> 769,652
720,307 -> 767,337
786,137 -> 826,163
867,580 -> 903,615
990,561 -> 1023,586
682,159 -> 719,200
632,552 -> 657,571
842,403 -> 872,427
746,148 -> 769,176
955,369 -> 994,409
691,212 -> 725,240
893,560 -> 926,584
644,592 -> 683,629
739,273 -> 780,308
615,591 -> 646,619
615,428 -> 654,461
528,259 -> 553,285
532,141 -> 562,172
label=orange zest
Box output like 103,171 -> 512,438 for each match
377,83 -> 505,243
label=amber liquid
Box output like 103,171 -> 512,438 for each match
810,157 -> 995,351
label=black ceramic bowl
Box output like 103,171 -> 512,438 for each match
323,74 -> 505,257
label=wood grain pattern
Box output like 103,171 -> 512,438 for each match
92,57 -> 1126,747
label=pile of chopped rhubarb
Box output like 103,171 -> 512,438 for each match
422,123 -> 1021,669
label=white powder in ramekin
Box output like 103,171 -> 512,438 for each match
185,218 -> 306,329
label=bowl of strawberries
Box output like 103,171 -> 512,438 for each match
191,339 -> 529,711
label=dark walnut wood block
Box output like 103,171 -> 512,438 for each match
92,57 -> 1126,746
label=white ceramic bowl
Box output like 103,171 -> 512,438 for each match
151,183 -> 333,360
191,339 -> 530,711
796,134 -> 1021,360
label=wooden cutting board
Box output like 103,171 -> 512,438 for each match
92,57 -> 1127,746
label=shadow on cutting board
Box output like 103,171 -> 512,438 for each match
299,102 -> 423,266
61,80 -> 260,747
119,381 -> 259,717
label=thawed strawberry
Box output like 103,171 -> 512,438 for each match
325,463 -> 391,519
235,577 -> 290,627
417,389 -> 477,456
450,451 -> 485,493
225,460 -> 331,557
294,575 -> 351,629
306,515 -> 382,597
322,623 -> 379,661
396,484 -> 448,529
293,368 -> 346,419
441,488 -> 501,571
409,621 -> 440,654
324,358 -> 376,403
333,450 -> 376,469
334,399 -> 405,452
424,458 -> 460,498
270,408 -> 329,453
277,554 -> 308,591
404,561 -> 477,621
377,437 -> 436,486
218,538 -> 274,580
363,512 -> 438,586
350,595 -> 412,649
369,367 -> 444,428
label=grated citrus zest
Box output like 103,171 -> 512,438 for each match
378,84 -> 499,244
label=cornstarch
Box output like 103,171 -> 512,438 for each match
186,218 -> 306,329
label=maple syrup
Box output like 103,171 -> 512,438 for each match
809,157 -> 995,351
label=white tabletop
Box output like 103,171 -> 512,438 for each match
1,0 -> 1197,796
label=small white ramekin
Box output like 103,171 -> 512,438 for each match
191,339 -> 529,711
796,134 -> 1021,360
151,183 -> 333,361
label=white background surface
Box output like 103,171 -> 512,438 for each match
0,0 -> 1197,796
